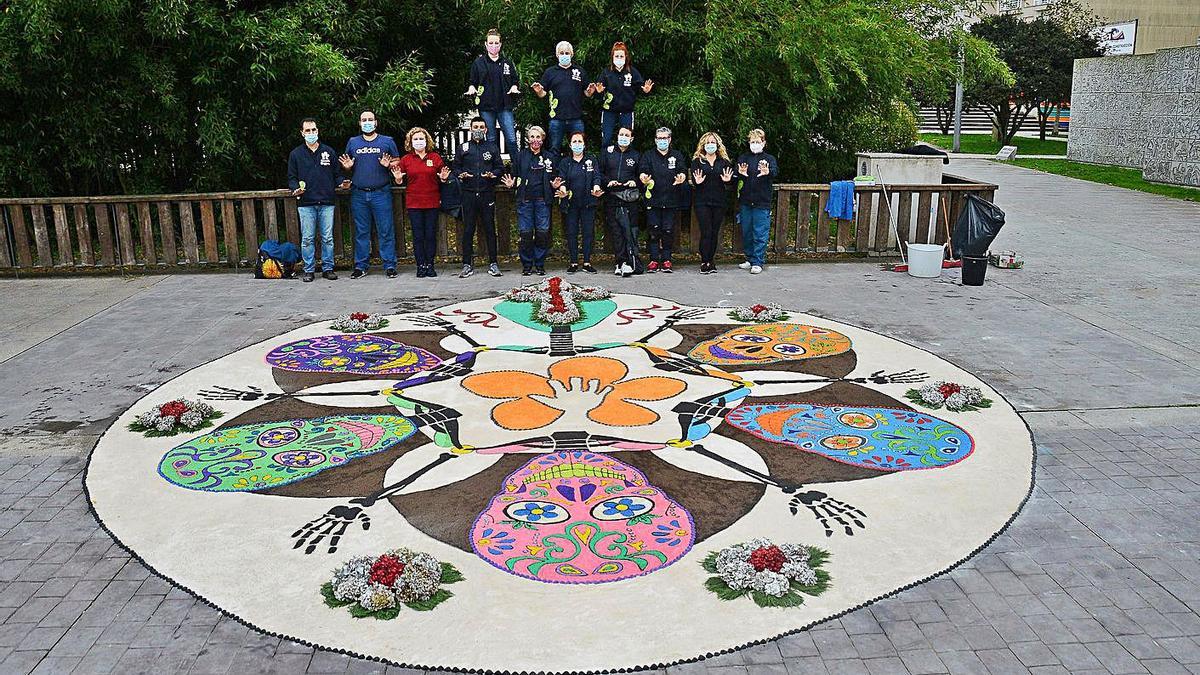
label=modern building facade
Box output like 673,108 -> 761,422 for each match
994,0 -> 1199,55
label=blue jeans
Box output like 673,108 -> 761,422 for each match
600,111 -> 634,147
408,208 -> 439,268
351,189 -> 396,271
298,204 -> 335,272
517,200 -> 550,268
480,109 -> 517,155
739,205 -> 771,266
563,204 -> 595,263
548,118 -> 584,152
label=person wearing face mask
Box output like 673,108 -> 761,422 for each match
341,110 -> 401,279
531,41 -> 595,152
501,126 -> 558,276
594,42 -> 654,147
599,127 -> 642,277
453,117 -> 505,278
288,118 -> 349,282
734,129 -> 779,275
690,132 -> 735,275
555,131 -> 603,274
466,29 -> 521,156
636,127 -> 687,273
392,127 -> 451,278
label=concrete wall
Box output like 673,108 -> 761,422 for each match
1068,45 -> 1200,187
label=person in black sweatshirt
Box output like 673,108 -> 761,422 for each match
501,126 -> 559,276
555,131 -> 604,273
689,132 -> 735,274
287,117 -> 348,282
594,41 -> 654,146
531,41 -> 595,151
600,127 -> 642,276
453,117 -> 505,278
637,127 -> 688,272
734,128 -> 779,275
466,29 -> 521,155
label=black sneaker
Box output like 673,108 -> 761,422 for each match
427,267 -> 438,278
302,272 -> 315,282
582,262 -> 597,274
535,266 -> 546,276
323,270 -> 338,280
416,266 -> 426,278
567,263 -> 579,274
386,268 -> 397,279
350,268 -> 366,280
522,267 -> 532,276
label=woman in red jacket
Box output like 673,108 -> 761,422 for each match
388,127 -> 450,277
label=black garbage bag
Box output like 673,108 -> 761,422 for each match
951,194 -> 1005,258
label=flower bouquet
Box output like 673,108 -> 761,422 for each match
728,303 -> 789,323
329,312 -> 389,333
702,538 -> 830,608
906,381 -> 992,412
321,548 -> 463,619
128,399 -> 222,437
504,277 -> 611,326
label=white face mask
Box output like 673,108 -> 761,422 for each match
413,137 -> 427,151
613,57 -> 626,69
749,142 -> 765,154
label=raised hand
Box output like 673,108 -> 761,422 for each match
788,490 -> 866,537
639,172 -> 652,185
438,166 -> 451,181
291,503 -> 371,555
758,159 -> 769,177
721,166 -> 734,182
593,81 -> 606,93
198,385 -> 282,402
692,168 -> 705,184
585,83 -> 597,97
459,171 -> 474,179
338,179 -> 352,190
508,85 -> 520,94
737,162 -> 749,177
551,176 -> 564,189
591,185 -> 604,197
555,186 -> 568,199
291,187 -> 305,197
379,153 -> 394,167
501,174 -> 516,188
339,154 -> 354,170
673,173 -> 686,185
642,79 -> 654,93
531,82 -> 545,96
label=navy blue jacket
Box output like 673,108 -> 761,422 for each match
690,155 -> 734,208
637,148 -> 689,209
600,145 -> 641,193
287,143 -> 341,206
735,151 -> 779,208
597,66 -> 646,113
556,153 -> 603,210
511,148 -> 559,202
469,54 -> 520,112
452,140 -> 504,193
536,64 -> 589,120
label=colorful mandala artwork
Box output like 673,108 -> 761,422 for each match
265,334 -> 440,376
86,282 -> 1034,673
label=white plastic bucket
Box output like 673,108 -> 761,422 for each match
906,243 -> 944,278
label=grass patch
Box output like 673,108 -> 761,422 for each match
1007,159 -> 1200,203
920,133 -> 1067,156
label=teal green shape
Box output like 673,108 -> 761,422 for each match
494,299 -> 617,333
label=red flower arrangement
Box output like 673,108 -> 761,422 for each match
750,304 -> 769,314
158,400 -> 189,419
937,382 -> 962,399
748,544 -> 788,573
350,312 -> 370,321
368,554 -> 406,586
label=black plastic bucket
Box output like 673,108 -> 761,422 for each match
961,255 -> 988,286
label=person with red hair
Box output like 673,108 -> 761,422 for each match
594,41 -> 654,147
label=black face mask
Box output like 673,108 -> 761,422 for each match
471,131 -> 487,142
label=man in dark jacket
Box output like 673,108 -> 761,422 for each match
735,128 -> 779,275
637,127 -> 688,272
501,126 -> 559,275
467,29 -> 520,155
287,117 -> 348,282
453,117 -> 505,278
531,41 -> 595,151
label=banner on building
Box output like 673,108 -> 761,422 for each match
1098,19 -> 1137,56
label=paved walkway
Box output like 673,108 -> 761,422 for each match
0,160 -> 1197,674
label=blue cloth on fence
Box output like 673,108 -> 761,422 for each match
259,240 -> 301,265
826,180 -> 856,220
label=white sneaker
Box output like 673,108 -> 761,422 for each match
459,264 -> 474,278
621,263 -> 633,277
487,263 -> 502,277
750,265 -> 763,274
739,261 -> 751,270
614,265 -> 622,276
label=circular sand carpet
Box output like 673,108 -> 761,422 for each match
85,280 -> 1034,673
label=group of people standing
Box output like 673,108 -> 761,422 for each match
285,30 -> 778,282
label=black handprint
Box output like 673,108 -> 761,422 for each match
788,490 -> 867,537
291,503 -> 371,554
858,369 -> 929,385
198,385 -> 282,402
667,308 -> 710,322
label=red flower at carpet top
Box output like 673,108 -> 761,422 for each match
937,382 -> 962,399
158,401 -> 188,418
350,312 -> 370,321
368,554 -> 406,586
749,304 -> 769,314
748,545 -> 788,573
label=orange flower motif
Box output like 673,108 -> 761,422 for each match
462,356 -> 687,430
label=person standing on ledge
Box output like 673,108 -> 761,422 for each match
734,128 -> 778,275
637,127 -> 688,273
288,117 -> 348,282
341,110 -> 400,279
594,41 -> 653,147
453,117 -> 505,278
531,41 -> 595,151
467,29 -> 521,157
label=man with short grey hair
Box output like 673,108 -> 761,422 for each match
531,41 -> 596,151
637,126 -> 688,272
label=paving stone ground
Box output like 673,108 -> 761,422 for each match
0,159 -> 1197,673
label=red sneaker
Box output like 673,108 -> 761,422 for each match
661,260 -> 673,273
647,261 -> 660,272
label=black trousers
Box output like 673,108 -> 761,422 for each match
605,198 -> 639,267
461,191 -> 498,266
694,204 -> 726,263
645,207 -> 677,262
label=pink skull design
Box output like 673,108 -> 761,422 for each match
470,451 -> 695,583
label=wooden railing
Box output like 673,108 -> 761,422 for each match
0,174 -> 995,273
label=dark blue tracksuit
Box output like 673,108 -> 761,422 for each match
637,148 -> 688,263
556,153 -> 603,263
452,140 -> 504,266
600,145 -> 642,267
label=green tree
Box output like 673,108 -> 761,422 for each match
910,32 -> 1014,135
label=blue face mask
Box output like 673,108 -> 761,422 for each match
617,136 -> 631,147
656,139 -> 670,151
570,142 -> 585,154
704,143 -> 718,154
558,54 -> 572,67
304,132 -> 319,145
361,121 -> 376,134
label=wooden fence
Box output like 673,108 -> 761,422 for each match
0,174 -> 995,273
